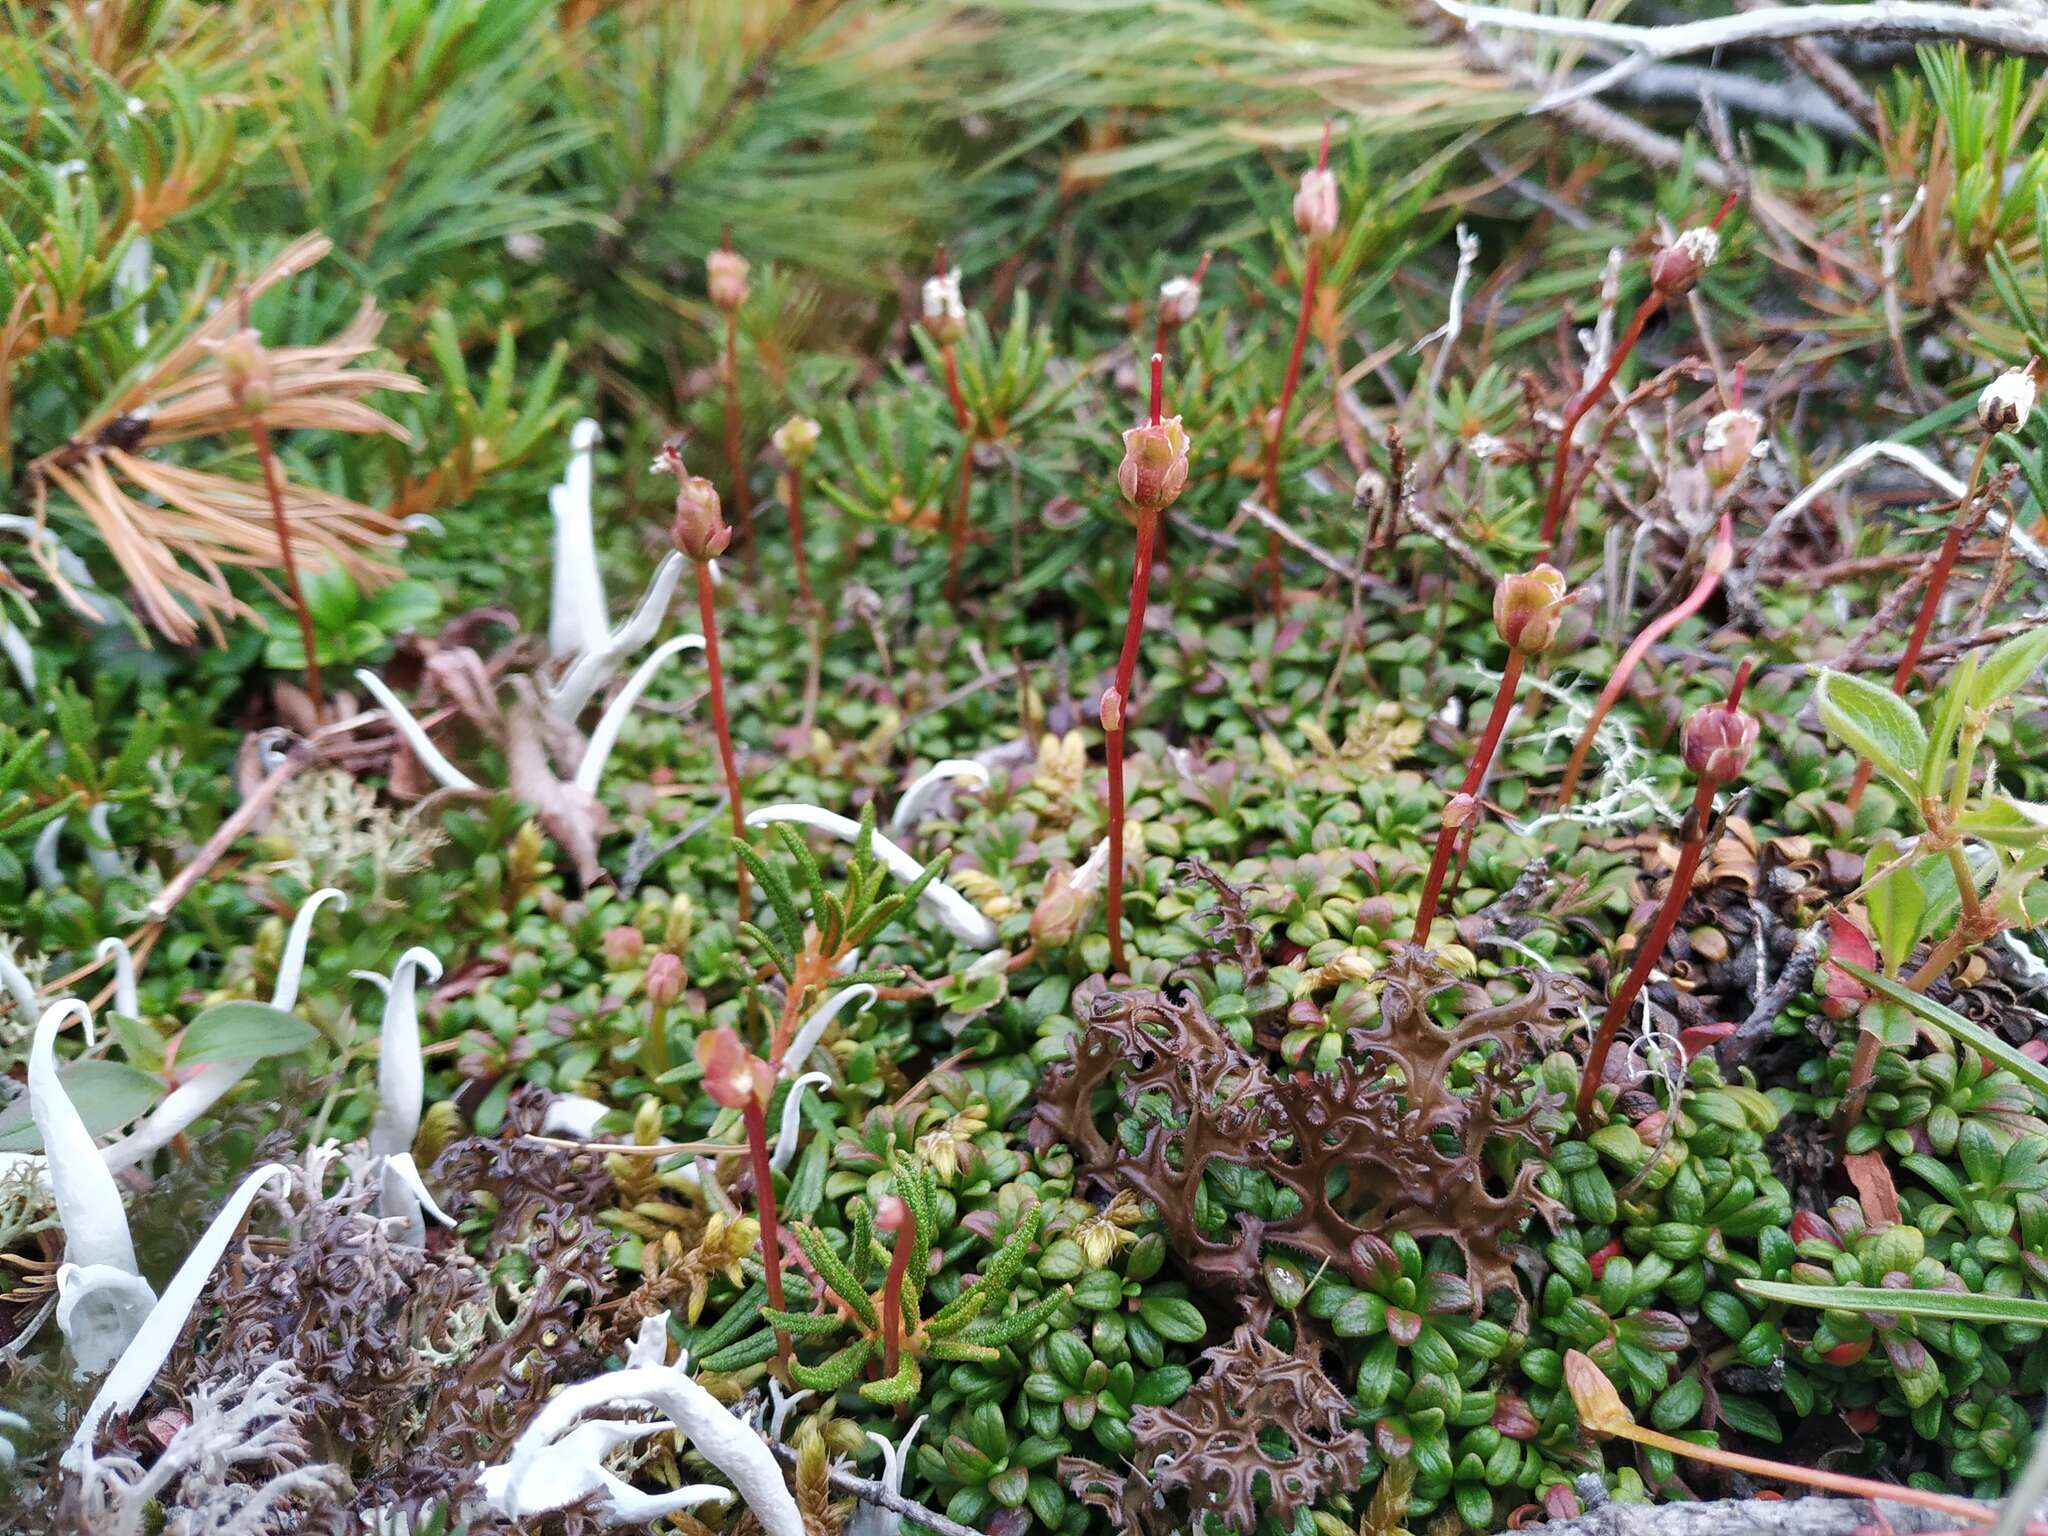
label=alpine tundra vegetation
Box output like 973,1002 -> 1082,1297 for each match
7,4 -> 2048,1536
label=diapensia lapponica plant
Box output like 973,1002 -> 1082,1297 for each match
1103,353 -> 1191,972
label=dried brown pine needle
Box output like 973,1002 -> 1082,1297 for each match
27,233 -> 423,646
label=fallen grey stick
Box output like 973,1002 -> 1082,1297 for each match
1539,1492 -> 2021,1536
1236,497 -> 1407,598
1603,61 -> 1863,137
1434,1 -> 2048,115
1720,922 -> 1826,1066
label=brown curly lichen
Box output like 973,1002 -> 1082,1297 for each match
1030,949 -> 1572,1304
1062,1320 -> 1367,1535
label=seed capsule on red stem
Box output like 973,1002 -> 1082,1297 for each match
1492,562 -> 1568,656
707,248 -> 750,312
1679,674 -> 1759,785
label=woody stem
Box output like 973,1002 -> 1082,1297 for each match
743,1098 -> 790,1367
1105,506 -> 1160,973
250,421 -> 325,720
695,561 -> 750,925
1540,292 -> 1662,551
1575,775 -> 1719,1130
1411,652 -> 1525,945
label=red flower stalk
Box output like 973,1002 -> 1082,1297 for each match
1556,511 -> 1734,807
697,1026 -> 788,1364
1539,195 -> 1736,551
666,461 -> 751,924
709,229 -> 753,576
216,325 -> 325,719
1411,564 -> 1568,944
1842,372 -> 2025,808
1257,123 -> 1335,610
923,248 -> 978,601
1104,354 -> 1192,972
1152,250 -> 1212,363
1574,662 -> 1757,1130
773,416 -> 821,608
877,1194 -> 914,1378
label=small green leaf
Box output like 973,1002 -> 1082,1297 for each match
0,1059 -> 160,1152
1814,670 -> 1927,803
1971,623 -> 2048,708
299,561 -> 359,631
1134,1296 -> 1207,1343
1957,795 -> 2048,847
1864,844 -> 1928,976
1921,653 -> 1978,796
176,1002 -> 318,1066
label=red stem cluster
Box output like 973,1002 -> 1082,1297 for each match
1574,662 -> 1752,1130
1104,354 -> 1166,973
1258,124 -> 1330,610
741,1097 -> 790,1366
694,561 -> 750,924
1410,651 -> 1526,945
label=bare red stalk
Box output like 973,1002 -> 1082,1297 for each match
1539,293 -> 1660,551
1846,435 -> 1993,809
880,1210 -> 914,1378
1575,660 -> 1749,1130
1152,249 -> 1214,362
788,459 -> 813,608
721,306 -> 753,580
1103,513 -> 1160,972
1541,196 -> 1737,552
741,1097 -> 790,1366
1258,124 -> 1331,610
1574,773 -> 1718,1129
694,561 -> 750,924
1411,650 -> 1526,944
249,421 -> 325,720
1557,511 -> 1734,806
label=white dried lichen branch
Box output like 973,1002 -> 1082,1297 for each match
541,418 -> 690,722
66,1162 -> 295,1468
367,946 -> 442,1244
33,999 -> 155,1375
68,1359 -> 345,1536
888,759 -> 991,833
477,1311 -> 803,1533
1741,438 -> 2048,598
780,982 -> 877,1079
744,804 -> 1000,948
1432,1 -> 2048,116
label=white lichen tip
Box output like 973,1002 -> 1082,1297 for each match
744,804 -> 999,948
370,947 -> 443,1245
572,632 -> 706,794
93,939 -> 139,1021
779,984 -> 876,1079
353,669 -> 481,793
888,759 -> 992,833
273,887 -> 347,1013
31,1000 -> 154,1376
549,417 -> 609,661
772,1073 -> 830,1174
